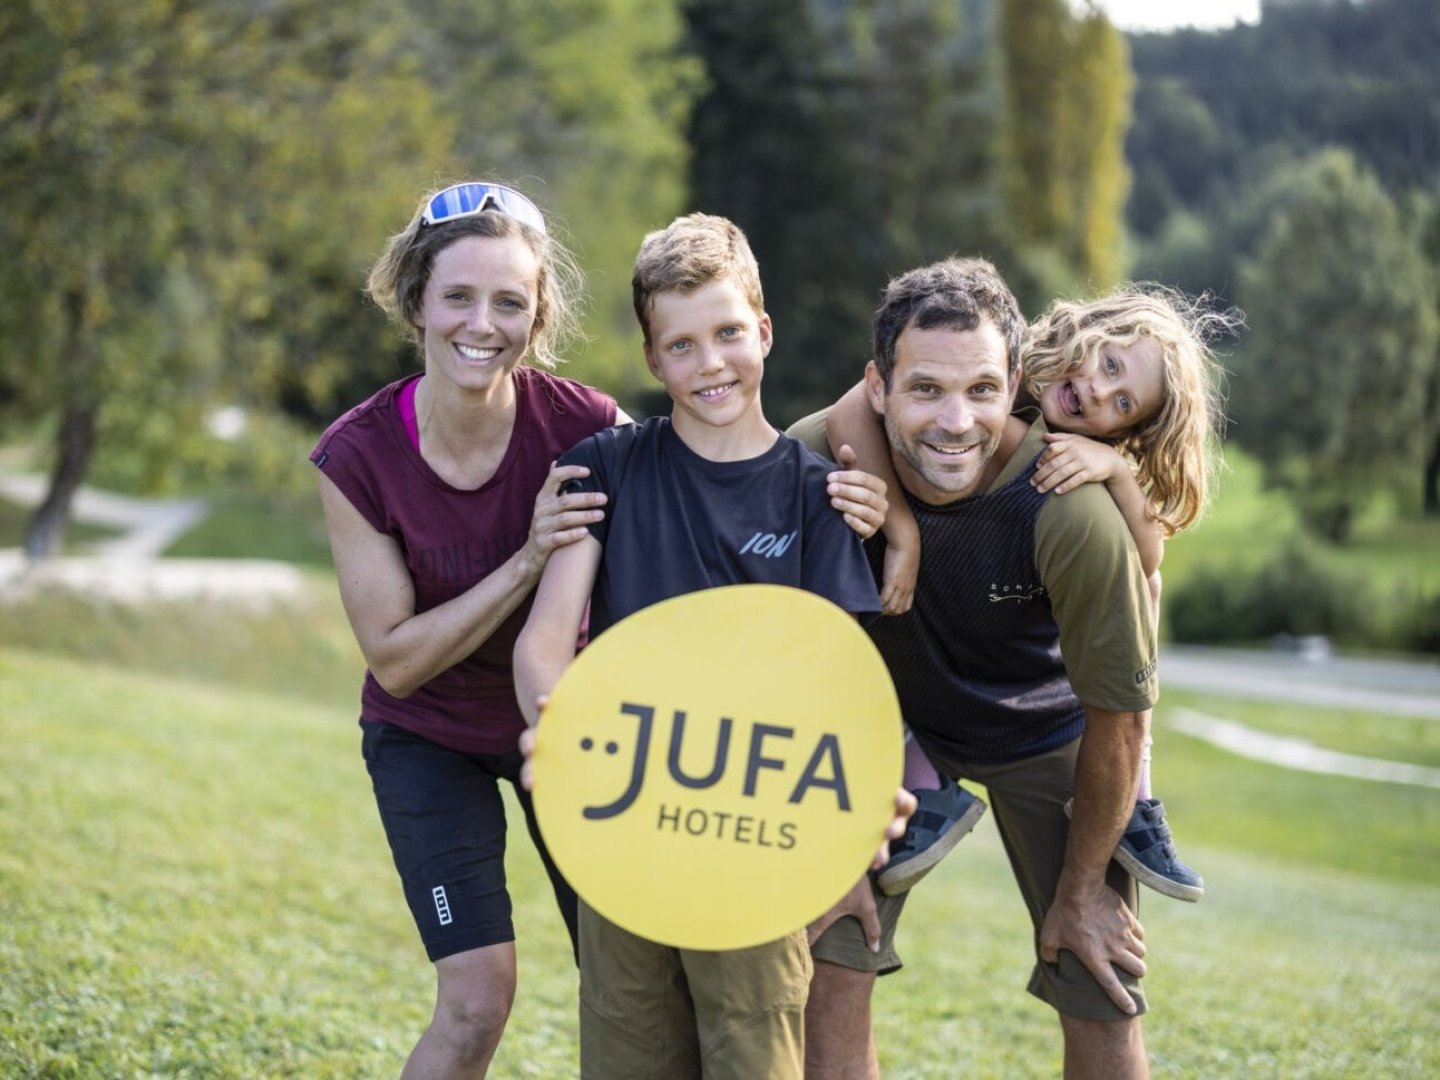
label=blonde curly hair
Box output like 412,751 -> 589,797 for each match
1023,285 -> 1239,535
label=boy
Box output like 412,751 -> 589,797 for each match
513,213 -> 882,1079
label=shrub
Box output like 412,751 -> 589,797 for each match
1396,591 -> 1440,656
1167,538 -> 1376,645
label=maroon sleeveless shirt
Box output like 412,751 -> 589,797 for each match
311,368 -> 617,753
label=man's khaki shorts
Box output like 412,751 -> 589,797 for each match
810,736 -> 1148,1020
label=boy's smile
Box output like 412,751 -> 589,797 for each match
696,381 -> 739,402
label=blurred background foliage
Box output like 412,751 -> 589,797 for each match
2,0 -> 1438,648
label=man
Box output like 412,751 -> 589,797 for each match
790,258 -> 1157,1079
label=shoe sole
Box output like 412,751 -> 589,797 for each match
1112,844 -> 1205,902
876,797 -> 988,896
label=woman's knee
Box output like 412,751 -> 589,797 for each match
433,945 -> 518,1049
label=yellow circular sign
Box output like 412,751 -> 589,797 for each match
532,584 -> 903,950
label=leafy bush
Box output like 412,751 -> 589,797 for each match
1396,591 -> 1440,655
86,406 -> 323,505
1170,539 -> 1440,655
1167,538 -> 1376,645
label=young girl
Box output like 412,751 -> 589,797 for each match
828,283 -> 1234,901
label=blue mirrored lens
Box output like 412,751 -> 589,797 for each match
423,183 -> 546,234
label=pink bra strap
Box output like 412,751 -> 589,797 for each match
399,377 -> 421,452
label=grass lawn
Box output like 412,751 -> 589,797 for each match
2,595 -> 1438,1077
162,489 -> 334,568
0,637 -> 580,1079
1162,452 -> 1303,586
1337,511 -> 1440,593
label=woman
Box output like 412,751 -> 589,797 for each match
312,181 -> 621,1076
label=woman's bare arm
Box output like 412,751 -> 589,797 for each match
318,461 -> 606,698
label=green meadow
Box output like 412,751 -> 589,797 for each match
2,441 -> 1438,1076
2,588 -> 1437,1078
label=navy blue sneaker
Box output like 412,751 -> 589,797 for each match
876,775 -> 987,896
1065,797 -> 1204,902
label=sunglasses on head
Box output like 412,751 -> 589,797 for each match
420,182 -> 547,235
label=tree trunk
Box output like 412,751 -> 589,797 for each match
23,398 -> 98,560
1425,429 -> 1440,516
1324,503 -> 1353,544
23,274 -> 101,561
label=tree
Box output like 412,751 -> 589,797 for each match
0,0 -> 700,556
1065,9 -> 1132,288
1231,150 -> 1439,539
1418,191 -> 1440,515
682,0 -> 866,417
999,0 -> 1131,301
999,0 -> 1071,245
404,0 -> 702,403
1125,79 -> 1230,234
0,0 -> 448,556
683,0 -> 1002,419
1125,0 -> 1440,238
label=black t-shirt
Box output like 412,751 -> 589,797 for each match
787,408 -> 1158,763
559,417 -> 880,638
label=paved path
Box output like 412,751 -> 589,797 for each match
0,471 -> 305,604
1162,644 -> 1440,721
1160,644 -> 1440,788
0,472 -> 209,559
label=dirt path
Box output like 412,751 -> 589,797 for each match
0,472 -> 306,605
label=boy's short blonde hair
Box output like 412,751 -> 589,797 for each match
1024,285 -> 1240,535
631,213 -> 765,343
